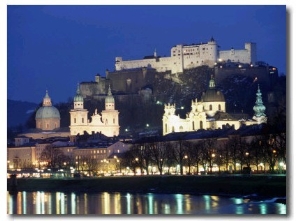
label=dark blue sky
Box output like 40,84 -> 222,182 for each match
7,5 -> 286,104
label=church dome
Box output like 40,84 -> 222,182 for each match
35,90 -> 60,119
202,89 -> 225,102
201,77 -> 225,102
35,106 -> 60,119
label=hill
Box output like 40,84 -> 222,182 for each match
7,99 -> 38,128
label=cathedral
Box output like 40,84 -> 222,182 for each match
35,90 -> 60,130
162,76 -> 267,135
69,84 -> 120,137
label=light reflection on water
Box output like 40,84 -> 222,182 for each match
7,191 -> 286,215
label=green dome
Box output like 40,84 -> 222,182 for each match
35,106 -> 60,119
74,83 -> 83,102
74,94 -> 83,102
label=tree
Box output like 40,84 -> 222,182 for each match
249,137 -> 265,172
80,156 -> 99,176
39,145 -> 67,169
170,136 -> 186,175
149,141 -> 169,175
226,135 -> 240,173
182,141 -> 196,174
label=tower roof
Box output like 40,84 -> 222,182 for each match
105,85 -> 115,104
201,76 -> 225,102
74,83 -> 84,102
253,84 -> 266,117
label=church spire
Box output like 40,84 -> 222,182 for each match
73,83 -> 84,109
43,90 -> 52,107
209,75 -> 215,88
253,84 -> 267,123
108,84 -> 112,96
105,84 -> 115,110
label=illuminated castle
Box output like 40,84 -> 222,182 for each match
115,37 -> 256,74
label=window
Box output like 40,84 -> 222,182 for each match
200,121 -> 203,129
82,118 -> 84,123
209,104 -> 212,111
218,104 -> 221,110
74,118 -> 76,124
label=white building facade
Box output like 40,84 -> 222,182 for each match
162,78 -> 266,136
115,38 -> 256,74
69,85 -> 120,137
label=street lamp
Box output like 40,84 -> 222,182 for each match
117,159 -> 121,173
211,153 -> 215,173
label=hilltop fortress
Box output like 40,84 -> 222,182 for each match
115,37 -> 256,74
78,37 -> 277,101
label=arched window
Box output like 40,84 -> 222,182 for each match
200,121 -> 203,129
192,121 -> 195,130
218,104 -> 221,110
74,118 -> 76,124
209,104 -> 212,111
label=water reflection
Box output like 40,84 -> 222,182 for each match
7,191 -> 286,215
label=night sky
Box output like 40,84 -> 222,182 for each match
7,4 -> 286,104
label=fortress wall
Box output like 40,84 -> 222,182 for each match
106,68 -> 158,93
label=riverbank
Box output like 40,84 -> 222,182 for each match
8,175 -> 286,199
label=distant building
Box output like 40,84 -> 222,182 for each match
162,76 -> 267,135
18,90 -> 70,139
69,84 -> 120,137
79,73 -> 109,98
115,37 -> 256,74
35,90 -> 60,130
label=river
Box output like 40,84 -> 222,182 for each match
7,191 -> 286,215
